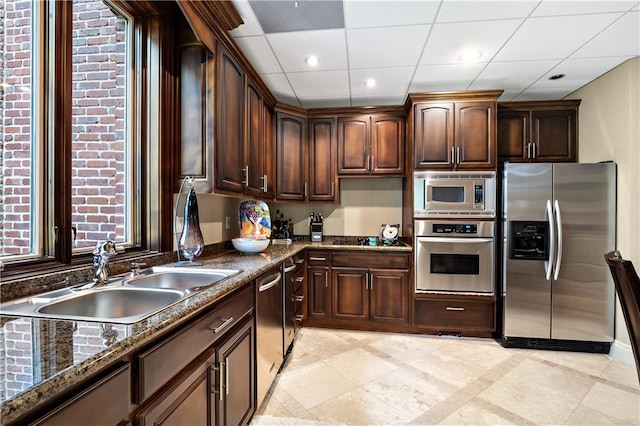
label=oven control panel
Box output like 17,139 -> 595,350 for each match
432,223 -> 478,234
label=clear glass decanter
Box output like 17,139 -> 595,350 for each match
178,186 -> 204,265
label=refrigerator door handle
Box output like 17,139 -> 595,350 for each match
553,200 -> 563,281
546,200 -> 556,281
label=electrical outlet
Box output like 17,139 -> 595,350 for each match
225,216 -> 230,229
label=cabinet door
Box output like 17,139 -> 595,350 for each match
369,269 -> 408,324
455,101 -> 495,170
276,112 -> 307,201
307,266 -> 330,319
338,115 -> 370,175
413,103 -> 454,169
497,110 -> 529,162
531,109 -> 577,162
244,80 -> 266,198
217,319 -> 255,426
332,268 -> 368,320
136,353 -> 214,426
371,115 -> 404,175
216,44 -> 245,193
308,117 -> 337,202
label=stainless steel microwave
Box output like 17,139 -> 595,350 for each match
414,171 -> 496,217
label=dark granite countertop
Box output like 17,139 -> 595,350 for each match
0,239 -> 411,423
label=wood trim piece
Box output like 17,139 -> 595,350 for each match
405,90 -> 503,110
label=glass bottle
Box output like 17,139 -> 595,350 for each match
179,186 -> 204,264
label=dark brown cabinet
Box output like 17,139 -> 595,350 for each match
410,91 -> 501,171
308,117 -> 338,202
276,111 -> 307,201
244,80 -> 275,198
498,100 -> 579,163
413,294 -> 495,337
216,319 -> 255,426
337,114 -> 404,176
306,251 -> 331,321
332,251 -> 409,326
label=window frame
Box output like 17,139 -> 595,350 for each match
2,0 -> 175,277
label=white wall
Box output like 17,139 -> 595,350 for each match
566,56 -> 640,363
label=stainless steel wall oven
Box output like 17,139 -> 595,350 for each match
415,220 -> 494,293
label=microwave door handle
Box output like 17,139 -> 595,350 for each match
418,237 -> 494,244
553,200 -> 563,281
545,200 -> 555,281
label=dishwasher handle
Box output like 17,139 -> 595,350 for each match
258,272 -> 282,292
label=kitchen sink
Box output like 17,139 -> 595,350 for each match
124,266 -> 241,291
37,287 -> 186,322
0,266 -> 242,324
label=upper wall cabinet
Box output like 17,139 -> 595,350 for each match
409,91 -> 501,171
308,117 -> 338,202
276,111 -> 307,201
216,42 -> 275,199
337,114 -> 404,176
497,100 -> 580,163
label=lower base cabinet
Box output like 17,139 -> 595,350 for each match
414,295 -> 495,337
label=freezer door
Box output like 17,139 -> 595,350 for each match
503,163 -> 554,338
551,163 -> 616,342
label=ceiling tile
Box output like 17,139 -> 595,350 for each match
531,56 -> 634,89
266,29 -> 348,72
351,93 -> 407,107
469,60 -> 561,90
410,64 -> 486,92
344,1 -> 438,28
531,0 -> 638,17
494,13 -> 624,61
233,36 -> 282,74
349,67 -> 414,95
436,0 -> 538,22
498,89 -> 527,101
260,73 -> 297,100
420,19 -> 523,66
572,11 -> 640,58
287,70 -> 350,98
229,0 -> 264,37
249,0 -> 344,33
300,97 -> 352,109
513,87 -> 577,101
347,25 -> 430,69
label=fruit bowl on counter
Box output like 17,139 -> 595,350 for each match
232,237 -> 270,254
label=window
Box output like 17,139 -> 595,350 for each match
0,0 -> 169,270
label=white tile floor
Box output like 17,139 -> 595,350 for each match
251,328 -> 640,425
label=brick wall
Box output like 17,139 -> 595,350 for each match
0,319 -> 34,401
0,0 -> 127,255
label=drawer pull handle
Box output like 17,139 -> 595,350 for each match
295,276 -> 304,283
446,307 -> 465,311
295,258 -> 305,264
292,295 -> 304,302
210,317 -> 234,334
294,315 -> 304,322
284,264 -> 297,273
309,257 -> 326,261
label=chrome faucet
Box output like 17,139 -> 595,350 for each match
92,240 -> 120,286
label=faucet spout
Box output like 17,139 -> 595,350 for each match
92,241 -> 120,286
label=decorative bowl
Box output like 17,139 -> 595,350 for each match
231,237 -> 270,254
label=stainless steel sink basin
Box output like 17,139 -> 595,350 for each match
0,286 -> 188,324
124,266 -> 241,291
37,287 -> 186,321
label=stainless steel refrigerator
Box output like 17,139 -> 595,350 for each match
501,162 -> 616,353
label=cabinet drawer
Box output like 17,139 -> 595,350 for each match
31,364 -> 131,426
307,250 -> 331,266
137,284 -> 253,402
414,298 -> 494,331
332,251 -> 409,269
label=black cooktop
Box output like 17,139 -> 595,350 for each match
332,237 -> 407,247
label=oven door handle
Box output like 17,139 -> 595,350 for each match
417,237 -> 494,244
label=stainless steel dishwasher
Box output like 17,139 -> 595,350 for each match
256,266 -> 283,408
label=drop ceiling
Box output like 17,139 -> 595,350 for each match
228,0 -> 640,108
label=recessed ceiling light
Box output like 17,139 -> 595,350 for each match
305,55 -> 319,66
459,49 -> 483,63
548,73 -> 566,80
364,78 -> 377,88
